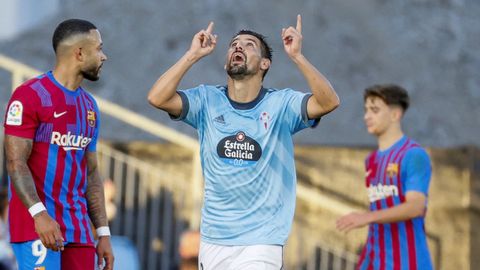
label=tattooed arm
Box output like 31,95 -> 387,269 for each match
86,151 -> 114,270
5,135 -> 39,206
5,135 -> 64,251
85,151 -> 108,228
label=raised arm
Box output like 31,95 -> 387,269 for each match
85,151 -> 114,270
147,22 -> 217,117
5,134 -> 64,251
282,15 -> 340,119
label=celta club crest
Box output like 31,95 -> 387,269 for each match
87,111 -> 96,127
259,111 -> 271,130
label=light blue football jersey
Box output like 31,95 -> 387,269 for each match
174,84 -> 318,245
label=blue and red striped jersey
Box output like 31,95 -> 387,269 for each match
3,71 -> 100,244
357,136 -> 433,270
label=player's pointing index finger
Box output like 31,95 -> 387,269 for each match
296,14 -> 302,34
206,21 -> 214,34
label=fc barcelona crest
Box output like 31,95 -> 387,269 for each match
386,163 -> 399,178
87,111 -> 96,127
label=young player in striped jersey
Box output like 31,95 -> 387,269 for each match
337,84 -> 433,269
3,19 -> 113,270
148,15 -> 340,269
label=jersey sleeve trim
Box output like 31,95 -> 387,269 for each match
302,94 -> 320,128
169,91 -> 189,121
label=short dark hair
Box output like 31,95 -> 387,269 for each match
52,19 -> 97,53
232,30 -> 273,78
364,84 -> 410,112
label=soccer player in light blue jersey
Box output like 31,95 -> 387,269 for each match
148,15 -> 340,269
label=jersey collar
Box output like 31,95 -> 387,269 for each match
223,86 -> 267,110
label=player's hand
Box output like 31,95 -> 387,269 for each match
282,15 -> 303,60
96,236 -> 114,270
33,211 -> 64,251
187,22 -> 217,61
336,212 -> 371,233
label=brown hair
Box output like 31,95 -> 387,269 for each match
364,84 -> 410,112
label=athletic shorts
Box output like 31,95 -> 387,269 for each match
198,241 -> 283,270
12,240 -> 95,270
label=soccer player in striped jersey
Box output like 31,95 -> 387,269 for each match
3,19 -> 113,270
148,15 -> 340,269
336,84 -> 433,269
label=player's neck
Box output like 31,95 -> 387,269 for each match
52,65 -> 83,91
377,125 -> 404,151
227,76 -> 263,103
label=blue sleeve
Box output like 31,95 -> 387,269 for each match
170,85 -> 204,129
87,98 -> 100,152
402,147 -> 431,195
284,90 -> 319,134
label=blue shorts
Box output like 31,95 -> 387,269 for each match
11,240 -> 95,270
11,239 -> 61,270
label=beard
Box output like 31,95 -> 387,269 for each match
226,52 -> 258,80
227,63 -> 249,80
81,63 -> 102,81
226,62 -> 258,80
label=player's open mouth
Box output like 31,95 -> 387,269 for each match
231,52 -> 246,64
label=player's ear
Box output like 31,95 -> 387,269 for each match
260,58 -> 270,71
391,106 -> 403,121
74,47 -> 84,62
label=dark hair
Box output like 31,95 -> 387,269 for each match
52,19 -> 97,53
364,84 -> 410,112
232,30 -> 273,78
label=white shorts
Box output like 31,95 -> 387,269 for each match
198,241 -> 283,270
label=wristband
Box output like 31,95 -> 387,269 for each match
96,226 -> 111,237
28,202 -> 46,217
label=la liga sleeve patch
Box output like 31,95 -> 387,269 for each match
6,100 -> 23,126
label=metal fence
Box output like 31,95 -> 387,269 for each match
302,245 -> 358,270
97,143 -> 192,269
